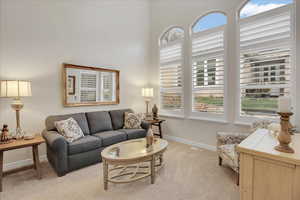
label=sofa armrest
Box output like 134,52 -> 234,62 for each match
42,129 -> 68,151
42,129 -> 68,176
141,121 -> 150,131
216,132 -> 250,147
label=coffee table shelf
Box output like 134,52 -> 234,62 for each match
101,138 -> 168,190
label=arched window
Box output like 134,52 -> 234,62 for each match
159,27 -> 184,113
191,12 -> 227,115
239,0 -> 293,117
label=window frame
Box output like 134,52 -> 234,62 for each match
158,26 -> 185,117
235,1 -> 296,125
188,11 -> 229,122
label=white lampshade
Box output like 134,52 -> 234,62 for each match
0,80 -> 32,98
142,88 -> 153,98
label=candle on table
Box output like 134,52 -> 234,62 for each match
278,96 -> 291,113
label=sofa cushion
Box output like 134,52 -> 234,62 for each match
46,113 -> 90,135
119,129 -> 147,140
86,111 -> 113,134
55,118 -> 84,143
109,109 -> 133,130
123,112 -> 142,129
68,136 -> 102,155
93,131 -> 127,147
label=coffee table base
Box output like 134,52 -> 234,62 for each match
103,154 -> 163,190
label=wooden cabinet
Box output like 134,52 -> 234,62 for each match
237,129 -> 300,200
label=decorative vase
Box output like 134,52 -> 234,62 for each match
274,112 -> 294,153
146,129 -> 154,148
152,104 -> 158,120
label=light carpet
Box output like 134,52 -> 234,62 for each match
0,141 -> 239,200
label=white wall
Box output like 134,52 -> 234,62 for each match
0,0 -> 150,164
149,0 -> 300,147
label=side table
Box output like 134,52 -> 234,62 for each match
0,136 -> 45,192
144,119 -> 166,138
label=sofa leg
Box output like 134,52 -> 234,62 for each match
218,156 -> 222,166
236,173 -> 240,186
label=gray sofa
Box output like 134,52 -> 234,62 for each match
42,109 -> 149,176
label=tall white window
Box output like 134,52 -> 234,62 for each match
239,0 -> 293,117
191,13 -> 227,115
159,27 -> 184,115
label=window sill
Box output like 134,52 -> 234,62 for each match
187,116 -> 229,124
233,121 -> 252,126
159,113 -> 184,119
234,115 -> 279,126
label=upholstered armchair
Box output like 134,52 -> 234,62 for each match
216,120 -> 272,185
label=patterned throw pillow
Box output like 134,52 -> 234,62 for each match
54,118 -> 84,142
123,112 -> 142,129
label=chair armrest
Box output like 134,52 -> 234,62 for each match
42,129 -> 68,152
141,121 -> 150,131
216,132 -> 250,147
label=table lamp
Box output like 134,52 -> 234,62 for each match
142,88 -> 153,119
0,80 -> 32,139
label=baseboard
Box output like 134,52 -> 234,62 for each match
3,155 -> 48,171
164,135 -> 216,151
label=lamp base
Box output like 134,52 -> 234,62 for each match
14,127 -> 26,140
275,144 -> 295,153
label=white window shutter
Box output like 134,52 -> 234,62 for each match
239,5 -> 292,116
191,28 -> 225,114
80,73 -> 97,102
160,41 -> 183,111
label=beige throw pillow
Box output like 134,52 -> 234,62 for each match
123,112 -> 142,129
54,118 -> 84,142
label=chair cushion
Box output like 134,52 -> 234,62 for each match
86,111 -> 113,134
119,129 -> 146,140
93,131 -> 127,147
218,144 -> 239,172
46,113 -> 90,135
109,109 -> 133,130
68,136 -> 102,155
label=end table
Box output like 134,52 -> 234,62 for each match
0,136 -> 45,192
144,119 -> 166,138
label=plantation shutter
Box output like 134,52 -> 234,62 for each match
239,6 -> 291,116
191,27 -> 225,113
101,72 -> 115,101
160,42 -> 183,111
80,73 -> 97,102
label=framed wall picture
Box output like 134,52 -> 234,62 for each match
63,63 -> 120,107
68,75 -> 76,95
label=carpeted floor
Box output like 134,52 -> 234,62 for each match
0,141 -> 239,200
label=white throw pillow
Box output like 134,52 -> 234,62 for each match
54,118 -> 84,142
123,112 -> 142,129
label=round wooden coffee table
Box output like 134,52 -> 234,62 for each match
101,138 -> 168,190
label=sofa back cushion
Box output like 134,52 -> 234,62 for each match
45,113 -> 90,135
86,111 -> 113,134
109,109 -> 133,130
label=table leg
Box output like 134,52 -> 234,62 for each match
159,154 -> 163,166
32,145 -> 42,179
32,148 -> 36,169
158,123 -> 163,138
103,159 -> 108,190
151,155 -> 155,184
0,151 -> 3,192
